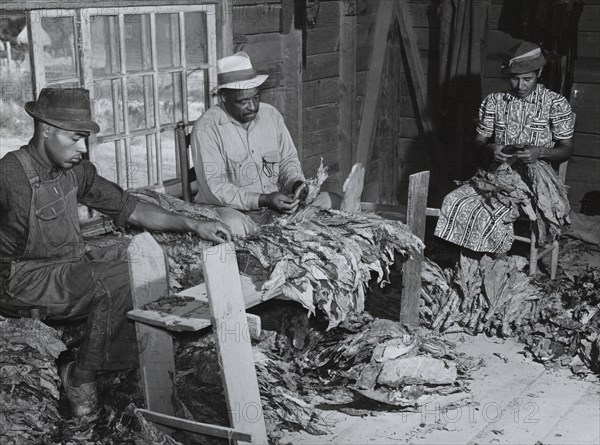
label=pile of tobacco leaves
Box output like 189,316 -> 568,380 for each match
130,190 -> 423,329
421,238 -> 600,375
174,307 -> 481,443
0,317 -> 186,444
464,161 -> 570,245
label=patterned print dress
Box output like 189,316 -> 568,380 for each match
434,84 -> 574,253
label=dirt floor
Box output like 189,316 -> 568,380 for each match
279,334 -> 600,445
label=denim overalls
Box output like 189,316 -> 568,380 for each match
0,147 -> 137,370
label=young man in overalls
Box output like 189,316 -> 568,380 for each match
0,87 -> 231,417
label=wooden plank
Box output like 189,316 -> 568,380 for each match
306,25 -> 340,55
573,132 -> 600,158
566,157 -> 600,186
282,22 -> 303,158
27,11 -> 46,93
127,233 -> 175,417
341,163 -> 366,212
354,0 -> 394,171
233,4 -> 281,35
239,33 -> 282,65
311,1 -> 341,28
574,57 -> 600,84
303,77 -> 339,108
304,52 -> 340,81
202,242 -> 268,445
128,308 -> 262,338
219,0 -> 234,58
578,5 -> 600,32
570,83 -> 600,134
399,117 -> 419,138
578,32 -> 600,59
400,171 -> 429,326
339,1 -> 358,186
139,409 -> 253,442
303,126 -> 339,152
303,104 -> 340,133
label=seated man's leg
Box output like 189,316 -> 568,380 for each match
4,253 -> 138,372
213,206 -> 259,237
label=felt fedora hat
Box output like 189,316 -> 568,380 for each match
214,51 -> 268,92
25,87 -> 100,133
501,41 -> 547,74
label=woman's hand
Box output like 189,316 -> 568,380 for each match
491,143 -> 511,163
514,146 -> 543,164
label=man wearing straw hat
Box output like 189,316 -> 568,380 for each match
190,51 -> 339,236
434,41 -> 574,254
0,87 -> 231,417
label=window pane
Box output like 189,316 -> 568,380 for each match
160,130 -> 177,180
125,14 -> 151,72
158,72 -> 174,124
187,69 -> 207,122
127,75 -> 155,131
156,13 -> 181,69
129,136 -> 149,187
41,16 -> 78,82
185,12 -> 208,67
91,16 -> 121,76
94,79 -> 123,136
93,141 -> 118,183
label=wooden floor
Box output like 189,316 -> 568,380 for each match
280,335 -> 600,445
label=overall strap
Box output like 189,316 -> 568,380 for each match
11,148 -> 40,186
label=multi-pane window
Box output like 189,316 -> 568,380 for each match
25,5 -> 217,189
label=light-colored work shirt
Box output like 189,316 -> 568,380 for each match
191,103 -> 305,211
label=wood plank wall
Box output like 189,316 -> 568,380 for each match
356,0 -> 435,204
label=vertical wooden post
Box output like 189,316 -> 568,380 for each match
219,0 -> 234,58
282,2 -> 303,160
128,233 -> 175,417
202,242 -> 268,445
401,171 -> 429,326
339,0 -> 358,188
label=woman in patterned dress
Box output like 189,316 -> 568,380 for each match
435,41 -> 574,254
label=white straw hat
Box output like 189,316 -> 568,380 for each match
214,51 -> 268,92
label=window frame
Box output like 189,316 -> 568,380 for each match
27,4 -> 218,189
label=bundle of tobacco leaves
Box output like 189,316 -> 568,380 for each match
463,161 -> 570,246
421,254 -> 540,336
518,266 -> 600,374
237,209 -> 423,329
0,318 -> 66,443
174,309 -> 477,441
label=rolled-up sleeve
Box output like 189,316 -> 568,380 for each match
191,125 -> 262,211
77,161 -> 139,227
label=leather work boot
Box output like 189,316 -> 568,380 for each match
60,361 -> 100,417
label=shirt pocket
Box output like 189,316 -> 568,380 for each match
261,151 -> 280,185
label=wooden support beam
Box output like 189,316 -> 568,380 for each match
202,242 -> 268,445
401,171 -> 429,326
219,0 -> 234,58
282,14 -> 303,159
127,233 -> 175,417
339,0 -> 358,186
354,0 -> 394,171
